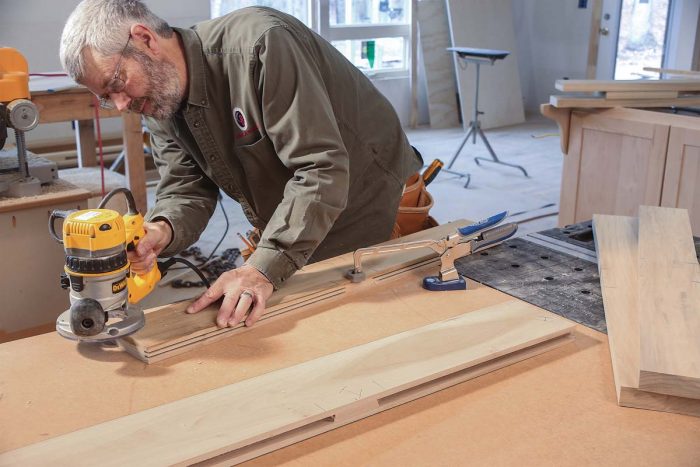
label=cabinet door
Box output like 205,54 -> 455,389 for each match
559,112 -> 669,226
661,127 -> 700,236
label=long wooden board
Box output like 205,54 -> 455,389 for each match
555,79 -> 700,92
637,206 -> 700,399
120,222 -> 464,363
593,214 -> 700,417
550,94 -> 700,109
604,90 -> 679,100
643,67 -> 700,77
0,300 -> 574,466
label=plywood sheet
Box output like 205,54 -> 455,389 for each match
445,0 -> 525,130
638,206 -> 700,399
417,0 -> 459,128
0,300 -> 574,466
593,214 -> 700,417
121,222 -> 466,362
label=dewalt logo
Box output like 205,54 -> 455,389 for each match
112,278 -> 127,294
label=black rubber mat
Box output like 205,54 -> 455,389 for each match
456,220 -> 700,334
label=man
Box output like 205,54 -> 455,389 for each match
60,0 -> 421,329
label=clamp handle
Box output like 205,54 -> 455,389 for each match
457,211 -> 508,237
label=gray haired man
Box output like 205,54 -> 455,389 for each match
60,0 -> 421,328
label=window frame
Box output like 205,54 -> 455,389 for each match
316,0 -> 411,77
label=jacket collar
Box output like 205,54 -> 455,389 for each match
174,27 -> 209,108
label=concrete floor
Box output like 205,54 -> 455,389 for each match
141,114 -> 563,308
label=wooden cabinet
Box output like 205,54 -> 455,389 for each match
662,127 -> 700,234
553,107 -> 700,235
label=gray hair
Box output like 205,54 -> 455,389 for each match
60,0 -> 173,82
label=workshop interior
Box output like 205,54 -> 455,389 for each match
1,0 -> 699,465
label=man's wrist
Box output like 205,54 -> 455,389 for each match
152,219 -> 174,252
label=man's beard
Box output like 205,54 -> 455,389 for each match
129,51 -> 182,119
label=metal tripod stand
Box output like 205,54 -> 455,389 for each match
445,47 -> 529,188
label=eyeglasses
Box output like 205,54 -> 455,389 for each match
98,35 -> 131,110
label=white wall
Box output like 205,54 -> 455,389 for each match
0,0 -> 211,146
512,0 -> 593,114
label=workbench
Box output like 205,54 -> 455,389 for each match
1,234 -> 698,464
29,76 -> 148,213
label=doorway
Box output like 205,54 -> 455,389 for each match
595,0 -> 673,79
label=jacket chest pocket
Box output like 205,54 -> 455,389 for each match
235,135 -> 293,220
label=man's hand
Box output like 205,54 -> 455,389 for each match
186,264 -> 274,328
128,220 -> 173,274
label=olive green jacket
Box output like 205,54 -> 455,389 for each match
145,7 -> 421,288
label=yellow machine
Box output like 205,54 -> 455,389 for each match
49,189 -> 161,341
0,47 -> 41,196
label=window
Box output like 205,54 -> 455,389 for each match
211,0 -> 411,76
211,0 -> 312,25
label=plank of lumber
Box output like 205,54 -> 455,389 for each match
549,94 -> 700,109
643,67 -> 700,78
0,300 -> 574,466
120,221 -> 466,363
604,90 -> 679,100
555,79 -> 700,93
593,214 -> 700,417
638,206 -> 700,399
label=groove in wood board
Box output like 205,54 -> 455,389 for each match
637,206 -> 700,399
120,221 -> 470,363
555,79 -> 700,92
550,94 -> 700,109
0,300 -> 575,466
593,214 -> 700,417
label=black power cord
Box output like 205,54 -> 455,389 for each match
165,191 -> 243,288
157,257 -> 211,288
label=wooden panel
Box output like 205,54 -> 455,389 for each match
417,0 -> 459,128
555,79 -> 700,92
661,127 -> 700,235
604,90 -> 679,100
558,111 -> 668,227
121,222 -> 469,362
593,214 -> 700,417
638,206 -> 700,399
445,0 -> 525,129
550,94 -> 700,109
0,300 -> 574,466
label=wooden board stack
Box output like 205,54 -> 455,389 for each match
119,222 -> 467,363
593,206 -> 700,417
550,79 -> 700,108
